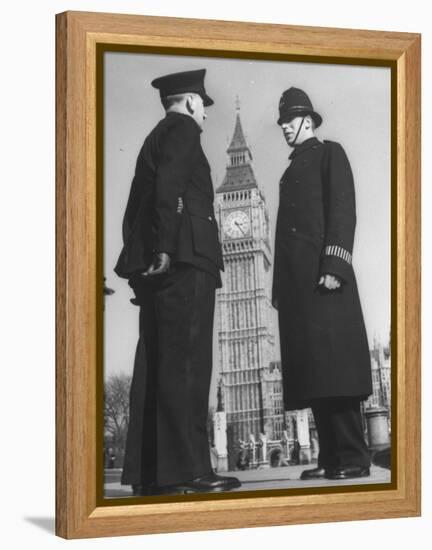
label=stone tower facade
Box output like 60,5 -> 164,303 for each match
215,103 -> 285,467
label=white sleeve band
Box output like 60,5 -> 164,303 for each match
324,245 -> 352,265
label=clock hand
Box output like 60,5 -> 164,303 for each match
234,221 -> 245,235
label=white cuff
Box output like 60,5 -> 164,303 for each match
324,245 -> 352,265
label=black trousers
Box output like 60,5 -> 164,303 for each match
311,397 -> 371,470
121,265 -> 216,487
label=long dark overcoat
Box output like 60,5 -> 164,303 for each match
272,137 -> 372,411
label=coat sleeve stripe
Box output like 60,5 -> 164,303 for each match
324,245 -> 352,265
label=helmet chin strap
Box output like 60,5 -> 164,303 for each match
292,116 -> 305,147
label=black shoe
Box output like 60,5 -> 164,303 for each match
148,484 -> 190,495
205,473 -> 242,490
154,473 -> 242,495
326,466 -> 370,480
132,483 -> 156,496
182,473 -> 241,493
134,473 -> 242,496
300,467 -> 327,480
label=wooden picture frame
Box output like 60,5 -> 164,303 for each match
56,10 -> 421,539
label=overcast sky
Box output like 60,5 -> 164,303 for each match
103,52 -> 391,405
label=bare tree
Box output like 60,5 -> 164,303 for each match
104,373 -> 131,466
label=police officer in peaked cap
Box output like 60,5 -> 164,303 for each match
272,87 -> 373,481
115,69 -> 241,495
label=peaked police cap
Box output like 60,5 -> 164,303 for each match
277,87 -> 322,127
151,68 -> 214,107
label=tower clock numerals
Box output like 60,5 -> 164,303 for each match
223,210 -> 251,239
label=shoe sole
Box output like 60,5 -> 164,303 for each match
146,481 -> 242,495
326,471 -> 370,480
182,482 -> 242,494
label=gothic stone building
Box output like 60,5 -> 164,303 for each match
215,104 -> 286,468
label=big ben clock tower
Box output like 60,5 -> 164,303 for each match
215,101 -> 284,468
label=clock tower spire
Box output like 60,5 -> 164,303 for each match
215,101 -> 284,469
217,99 -> 257,193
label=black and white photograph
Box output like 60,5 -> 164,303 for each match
102,51 -> 392,499
3,0 -> 429,546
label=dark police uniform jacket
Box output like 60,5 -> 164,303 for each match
114,111 -> 223,285
272,137 -> 372,410
115,111 -> 222,487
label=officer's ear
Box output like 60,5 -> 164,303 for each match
304,115 -> 313,130
186,95 -> 195,115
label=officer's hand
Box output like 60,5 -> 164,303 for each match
142,253 -> 171,276
318,274 -> 341,290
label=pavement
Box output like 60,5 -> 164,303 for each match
104,464 -> 391,498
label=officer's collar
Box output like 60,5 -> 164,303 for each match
289,137 -> 321,159
166,110 -> 203,132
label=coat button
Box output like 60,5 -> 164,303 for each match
290,227 -> 297,232
208,216 -> 213,221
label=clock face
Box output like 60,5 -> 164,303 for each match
223,210 -> 251,239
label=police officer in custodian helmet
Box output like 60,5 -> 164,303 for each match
115,69 -> 240,495
272,87 -> 373,480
